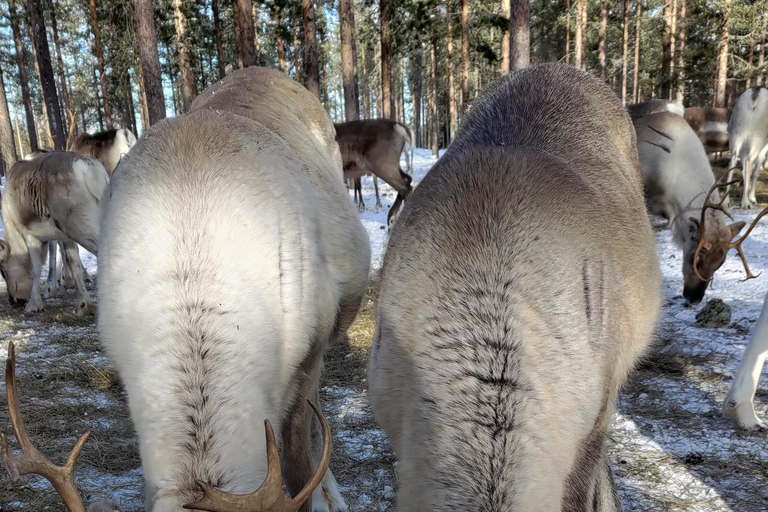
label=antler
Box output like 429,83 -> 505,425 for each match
184,400 -> 332,512
724,207 -> 768,281
1,342 -> 90,512
693,172 -> 740,281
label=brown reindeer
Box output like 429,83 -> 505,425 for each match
335,119 -> 413,229
369,64 -> 661,511
69,127 -> 137,176
683,106 -> 730,154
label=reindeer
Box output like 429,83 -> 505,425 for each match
683,106 -> 730,154
0,151 -> 108,315
1,342 -> 334,512
96,67 -> 369,511
634,112 -> 745,304
626,99 -> 684,122
69,127 -> 137,176
368,64 -> 661,511
726,87 -> 768,209
335,119 -> 413,229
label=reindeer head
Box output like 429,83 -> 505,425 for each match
0,240 -> 33,307
1,342 -> 332,512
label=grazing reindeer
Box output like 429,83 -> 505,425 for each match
634,112 -> 745,304
0,151 -> 108,314
684,106 -> 730,154
70,127 -> 137,175
368,64 -> 661,511
98,67 -> 369,511
1,342 -> 334,511
626,99 -> 684,122
335,119 -> 413,228
726,87 -> 768,209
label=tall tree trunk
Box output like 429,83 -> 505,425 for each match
676,0 -> 686,100
28,0 -> 65,150
510,0 -> 530,70
633,0 -> 642,102
137,64 -> 149,130
8,0 -> 38,150
339,0 -> 359,121
0,64 -> 18,174
50,0 -> 70,134
133,0 -> 167,125
380,0 -> 392,118
87,36 -> 104,131
714,0 -> 731,107
447,1 -> 457,139
413,48 -> 422,146
747,37 -> 755,90
174,0 -> 197,111
89,0 -> 112,128
575,0 -> 585,69
361,42 -> 370,118
565,0 -> 571,63
621,0 -> 629,103
302,0 -> 320,97
460,0 -> 469,111
501,0 -> 510,74
759,1 -> 767,86
212,0 -> 225,78
293,5 -> 301,82
275,2 -> 287,72
234,0 -> 257,68
430,40 -> 438,157
659,0 -> 672,98
253,2 -> 261,64
598,0 -> 608,79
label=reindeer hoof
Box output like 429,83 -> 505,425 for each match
59,276 -> 76,288
77,301 -> 95,317
84,273 -> 95,285
44,283 -> 58,299
24,299 -> 44,313
357,203 -> 365,213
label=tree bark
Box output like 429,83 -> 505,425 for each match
361,42 -> 370,118
633,0 -> 642,102
234,0 -> 257,68
598,0 -> 608,79
621,0 -> 629,103
714,0 -> 731,107
174,0 -> 197,111
253,2 -> 261,64
460,0 -> 469,111
275,2 -> 287,72
49,0 -> 70,134
0,63 -> 18,174
565,0 -> 571,64
380,0 -> 391,118
212,0 -> 225,78
676,0 -> 686,100
759,0 -> 767,86
510,0 -> 530,70
430,40 -> 438,157
86,35 -> 104,131
659,0 -> 674,98
292,5 -> 301,82
9,0 -> 38,150
575,0 -> 585,69
447,1 -> 457,140
133,0 -> 166,125
28,0 -> 65,150
339,0 -> 359,121
88,0 -> 112,128
747,36 -> 755,90
413,48 -> 422,146
501,0 -> 510,74
302,0 -> 320,97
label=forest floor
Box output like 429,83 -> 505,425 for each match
0,150 -> 766,511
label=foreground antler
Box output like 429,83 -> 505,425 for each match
1,342 -> 90,512
184,401 -> 332,512
694,172 -> 768,281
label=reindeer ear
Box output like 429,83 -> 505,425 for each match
0,240 -> 10,261
729,221 -> 747,239
688,217 -> 701,238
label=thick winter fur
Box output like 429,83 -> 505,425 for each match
368,64 -> 661,512
335,119 -> 413,227
98,67 -> 369,512
727,87 -> 768,209
723,290 -> 768,431
626,99 -> 684,122
70,127 -> 137,175
0,152 -> 107,314
683,106 -> 730,154
635,112 -> 744,305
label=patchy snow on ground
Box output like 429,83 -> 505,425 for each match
0,149 -> 766,511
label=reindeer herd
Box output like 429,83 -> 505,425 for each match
0,63 -> 765,512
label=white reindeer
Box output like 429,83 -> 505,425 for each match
96,67 -> 369,511
0,151 -> 107,315
727,87 -> 768,209
368,64 -> 661,511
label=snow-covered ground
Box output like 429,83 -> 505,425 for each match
0,149 -> 766,510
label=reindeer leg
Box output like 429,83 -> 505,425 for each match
387,194 -> 405,232
741,158 -> 754,210
58,241 -> 75,288
310,387 -> 347,512
25,239 -> 44,313
44,242 -> 58,298
750,157 -> 761,205
62,241 -> 94,316
373,177 -> 382,209
355,178 -> 365,212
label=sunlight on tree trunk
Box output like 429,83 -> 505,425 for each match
133,0 -> 166,125
0,63 -> 18,174
174,0 -> 198,112
501,0 -> 510,74
598,0 -> 608,79
447,0 -> 457,140
633,0 -> 642,102
460,0 -> 469,111
89,0 -> 112,128
714,0 -> 731,107
235,0 -> 257,68
303,0 -> 321,97
575,0 -> 585,69
510,0 -> 530,70
676,0 -> 686,100
275,2 -> 287,72
430,40 -> 438,157
622,0 -> 629,103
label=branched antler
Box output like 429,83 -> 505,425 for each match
1,342 -> 90,512
724,207 -> 768,281
184,400 -> 332,512
693,173 -> 740,281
